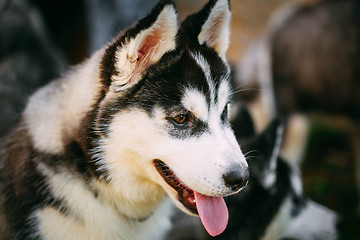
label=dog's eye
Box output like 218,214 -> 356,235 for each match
171,113 -> 189,125
168,112 -> 193,128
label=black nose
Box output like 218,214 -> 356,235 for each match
223,167 -> 249,191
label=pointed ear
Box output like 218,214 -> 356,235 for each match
101,0 -> 178,92
198,0 -> 231,58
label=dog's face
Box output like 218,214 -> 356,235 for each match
89,0 -> 248,236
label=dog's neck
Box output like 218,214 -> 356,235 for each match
92,178 -> 168,220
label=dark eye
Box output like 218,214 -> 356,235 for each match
171,113 -> 189,125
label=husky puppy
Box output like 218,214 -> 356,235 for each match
168,108 -> 342,240
0,0 -> 249,239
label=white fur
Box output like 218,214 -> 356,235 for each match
33,163 -> 173,240
217,80 -> 230,114
289,164 -> 304,197
190,52 -> 215,104
263,124 -> 284,189
264,165 -> 339,240
34,199 -> 172,240
265,196 -> 339,240
283,199 -> 339,240
24,49 -> 104,154
182,89 -> 209,121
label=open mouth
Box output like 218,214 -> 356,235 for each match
153,159 -> 197,214
153,159 -> 231,237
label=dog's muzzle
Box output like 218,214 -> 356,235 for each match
153,159 -> 249,237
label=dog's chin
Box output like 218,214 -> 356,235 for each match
153,159 -> 198,215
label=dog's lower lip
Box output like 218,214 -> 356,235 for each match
153,159 -> 197,214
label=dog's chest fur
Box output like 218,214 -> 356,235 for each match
35,193 -> 172,240
0,124 -> 172,240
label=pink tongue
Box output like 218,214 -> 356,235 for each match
194,192 -> 229,237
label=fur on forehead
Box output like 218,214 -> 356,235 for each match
181,52 -> 231,119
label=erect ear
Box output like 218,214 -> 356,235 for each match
196,0 -> 231,58
102,0 -> 178,92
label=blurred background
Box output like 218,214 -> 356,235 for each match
1,0 -> 359,239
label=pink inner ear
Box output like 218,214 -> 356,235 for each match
137,50 -> 145,61
137,28 -> 164,62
